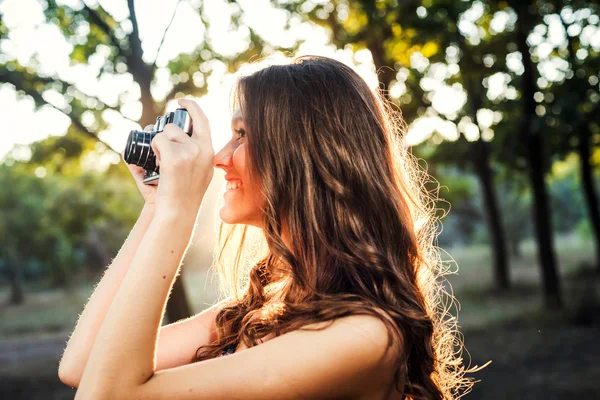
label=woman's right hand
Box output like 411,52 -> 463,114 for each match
122,124 -> 158,207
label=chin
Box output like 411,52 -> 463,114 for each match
218,200 -> 262,227
219,208 -> 239,225
219,208 -> 248,226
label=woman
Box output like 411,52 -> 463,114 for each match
59,55 -> 477,399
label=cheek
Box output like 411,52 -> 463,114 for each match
234,145 -> 261,203
233,145 -> 245,172
233,145 -> 251,185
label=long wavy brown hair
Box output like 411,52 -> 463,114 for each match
191,55 -> 483,399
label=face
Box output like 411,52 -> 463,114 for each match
213,107 -> 264,227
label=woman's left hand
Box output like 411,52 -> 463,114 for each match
151,98 -> 214,219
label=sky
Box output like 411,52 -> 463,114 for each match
0,0 -> 382,163
1,0 -> 596,167
0,0 -> 445,167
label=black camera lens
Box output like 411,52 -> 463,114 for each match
123,129 -> 159,172
122,108 -> 191,184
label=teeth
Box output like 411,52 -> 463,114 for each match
226,180 -> 242,190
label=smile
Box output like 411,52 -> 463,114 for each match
226,180 -> 243,191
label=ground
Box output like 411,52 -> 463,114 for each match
1,321 -> 598,399
1,236 -> 599,399
464,320 -> 600,399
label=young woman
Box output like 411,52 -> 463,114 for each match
59,56 -> 477,399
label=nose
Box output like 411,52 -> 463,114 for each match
213,145 -> 233,169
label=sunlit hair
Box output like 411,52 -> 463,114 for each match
192,55 -> 485,399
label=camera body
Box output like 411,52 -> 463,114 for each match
123,108 -> 192,184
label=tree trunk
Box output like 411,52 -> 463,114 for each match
463,69 -> 511,291
526,132 -> 561,308
578,126 -> 600,272
555,0 -> 600,272
368,38 -> 395,91
510,237 -> 522,259
472,139 -> 510,290
8,264 -> 25,305
514,3 -> 562,309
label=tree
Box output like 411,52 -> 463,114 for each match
0,152 -> 145,304
509,0 -> 562,308
275,0 -> 513,290
549,0 -> 600,272
446,2 -> 511,290
0,0 -> 298,321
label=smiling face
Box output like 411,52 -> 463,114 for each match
213,107 -> 264,227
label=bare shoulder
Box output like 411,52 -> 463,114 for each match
301,314 -> 399,365
133,312 -> 402,399
276,313 -> 400,390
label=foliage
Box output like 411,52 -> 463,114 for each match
0,0 -> 300,301
0,161 -> 142,288
2,0 -> 600,301
0,0 -> 298,146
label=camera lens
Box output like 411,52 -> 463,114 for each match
123,129 -> 158,172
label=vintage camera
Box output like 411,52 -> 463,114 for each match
123,108 -> 192,184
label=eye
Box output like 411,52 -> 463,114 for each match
234,128 -> 246,142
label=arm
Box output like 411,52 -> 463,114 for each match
72,210 -> 398,400
58,204 -> 156,386
59,123 -> 187,385
73,208 -> 198,398
58,204 -> 232,388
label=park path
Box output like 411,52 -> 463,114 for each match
0,332 -> 67,369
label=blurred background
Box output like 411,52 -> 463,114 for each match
0,0 -> 599,399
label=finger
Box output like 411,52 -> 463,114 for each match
177,98 -> 211,144
127,162 -> 144,172
128,164 -> 146,179
162,124 -> 190,143
151,133 -> 168,165
144,124 -> 154,131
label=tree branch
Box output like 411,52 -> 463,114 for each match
152,0 -> 182,70
161,79 -> 207,110
1,69 -> 119,155
2,69 -> 137,125
127,0 -> 144,68
81,1 -> 125,58
125,0 -> 156,126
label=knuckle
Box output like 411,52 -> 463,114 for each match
162,125 -> 177,138
151,135 -> 164,150
182,151 -> 194,162
189,144 -> 201,156
173,157 -> 186,168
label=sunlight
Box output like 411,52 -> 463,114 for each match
0,0 -> 459,163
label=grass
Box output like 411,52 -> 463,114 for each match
0,284 -> 92,339
441,232 -> 598,329
442,232 -> 594,290
0,233 -> 596,340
